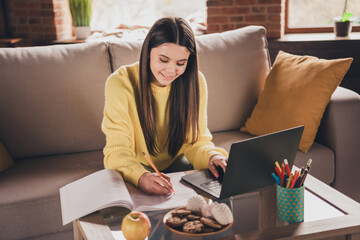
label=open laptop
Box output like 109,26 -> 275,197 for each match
181,126 -> 304,199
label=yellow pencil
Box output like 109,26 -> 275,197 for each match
142,152 -> 175,193
142,152 -> 161,176
275,161 -> 282,174
286,174 -> 293,188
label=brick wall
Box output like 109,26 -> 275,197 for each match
0,0 -> 285,46
0,0 -> 72,45
207,0 -> 285,38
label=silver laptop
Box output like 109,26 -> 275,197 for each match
181,126 -> 304,199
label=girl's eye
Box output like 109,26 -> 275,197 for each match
177,63 -> 185,66
160,59 -> 168,63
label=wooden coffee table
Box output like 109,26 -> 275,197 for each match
73,174 -> 360,240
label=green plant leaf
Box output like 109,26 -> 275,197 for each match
69,0 -> 92,26
342,12 -> 353,22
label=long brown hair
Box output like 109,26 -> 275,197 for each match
139,17 -> 200,157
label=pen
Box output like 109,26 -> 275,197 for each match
305,159 -> 312,171
284,159 -> 291,176
142,152 -> 174,193
299,169 -> 309,187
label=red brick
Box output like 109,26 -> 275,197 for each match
267,15 -> 280,22
267,6 -> 282,13
207,7 -> 221,15
29,18 -> 41,24
265,23 -> 281,30
221,7 -> 250,15
221,24 -> 235,31
252,6 -> 265,13
30,10 -> 54,17
14,25 -> 30,32
207,0 -> 234,7
267,30 -> 281,39
12,9 -> 28,16
230,16 -> 244,22
41,3 -> 54,9
258,0 -> 281,4
207,16 -> 229,24
206,24 -> 220,33
42,17 -> 55,25
245,15 -> 266,22
235,23 -> 249,29
235,0 -> 257,5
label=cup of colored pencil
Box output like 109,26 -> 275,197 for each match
272,159 -> 312,223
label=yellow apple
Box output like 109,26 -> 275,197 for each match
121,211 -> 151,240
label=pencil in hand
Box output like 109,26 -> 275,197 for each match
142,152 -> 175,194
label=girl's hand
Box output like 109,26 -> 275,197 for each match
138,172 -> 173,195
208,154 -> 228,178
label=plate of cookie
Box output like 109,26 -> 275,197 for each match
163,207 -> 233,236
163,195 -> 233,236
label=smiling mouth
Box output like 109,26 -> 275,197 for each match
161,72 -> 175,80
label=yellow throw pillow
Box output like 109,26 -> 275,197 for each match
0,142 -> 14,172
241,51 -> 353,153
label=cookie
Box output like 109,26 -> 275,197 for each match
171,209 -> 192,217
200,217 -> 222,229
187,214 -> 201,220
166,216 -> 188,228
182,220 -> 204,233
186,195 -> 207,212
210,203 -> 233,225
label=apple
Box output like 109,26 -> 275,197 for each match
121,211 -> 151,240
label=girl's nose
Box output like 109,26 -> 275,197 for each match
165,62 -> 176,74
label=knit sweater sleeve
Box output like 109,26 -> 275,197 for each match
182,72 -> 228,169
101,66 -> 148,187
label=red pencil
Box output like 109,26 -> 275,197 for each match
284,159 -> 291,177
290,170 -> 299,188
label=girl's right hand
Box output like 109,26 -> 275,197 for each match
138,172 -> 174,195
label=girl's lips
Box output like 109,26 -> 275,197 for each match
161,72 -> 175,80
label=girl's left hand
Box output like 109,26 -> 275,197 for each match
208,154 -> 228,178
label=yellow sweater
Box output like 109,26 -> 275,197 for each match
102,62 -> 228,187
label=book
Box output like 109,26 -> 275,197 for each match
60,169 -> 198,225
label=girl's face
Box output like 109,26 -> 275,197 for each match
149,43 -> 191,87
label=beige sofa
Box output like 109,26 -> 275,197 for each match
0,26 -> 359,240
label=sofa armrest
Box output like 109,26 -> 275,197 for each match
316,86 -> 360,202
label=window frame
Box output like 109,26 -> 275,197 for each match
285,0 -> 360,34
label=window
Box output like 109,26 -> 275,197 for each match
90,0 -> 207,33
286,0 -> 360,33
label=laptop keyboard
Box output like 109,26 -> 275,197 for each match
200,180 -> 222,196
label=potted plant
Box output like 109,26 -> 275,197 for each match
328,0 -> 359,37
69,0 -> 92,40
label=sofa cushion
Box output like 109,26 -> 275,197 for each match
107,39 -> 143,72
212,130 -> 334,184
107,26 -> 271,133
196,26 -> 271,132
241,51 -> 353,152
0,42 -> 111,159
0,151 -> 104,240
